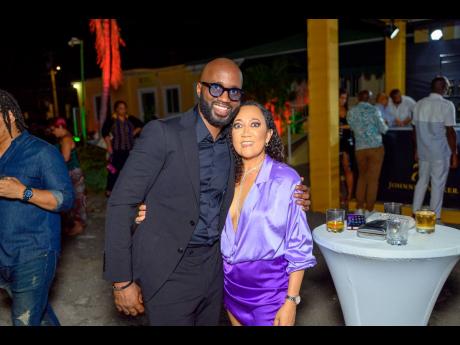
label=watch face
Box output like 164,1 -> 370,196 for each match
24,188 -> 33,200
287,295 -> 301,305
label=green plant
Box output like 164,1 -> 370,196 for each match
242,56 -> 301,115
77,144 -> 107,192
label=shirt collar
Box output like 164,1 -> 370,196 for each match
194,107 -> 226,143
429,93 -> 444,99
0,130 -> 29,164
255,155 -> 274,185
14,130 -> 29,143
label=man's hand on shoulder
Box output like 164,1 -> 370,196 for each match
294,177 -> 311,212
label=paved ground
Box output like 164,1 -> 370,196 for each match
2,189 -> 460,326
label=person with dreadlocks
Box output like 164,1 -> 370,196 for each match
0,90 -> 74,326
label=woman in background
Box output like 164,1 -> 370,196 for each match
50,117 -> 87,236
102,100 -> 143,197
339,88 -> 355,206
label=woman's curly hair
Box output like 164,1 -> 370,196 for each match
229,101 -> 284,184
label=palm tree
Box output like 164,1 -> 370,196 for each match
89,19 -> 125,129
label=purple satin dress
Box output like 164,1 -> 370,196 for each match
221,156 -> 317,326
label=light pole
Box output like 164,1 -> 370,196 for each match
68,37 -> 87,144
49,65 -> 60,118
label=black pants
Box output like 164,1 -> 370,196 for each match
145,242 -> 223,326
107,150 -> 130,192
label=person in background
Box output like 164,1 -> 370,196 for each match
388,89 -> 416,128
50,117 -> 87,236
102,100 -> 143,197
347,90 -> 388,217
412,76 -> 458,221
0,89 -> 74,326
375,92 -> 395,127
339,88 -> 354,207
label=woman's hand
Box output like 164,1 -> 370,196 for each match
135,204 -> 147,224
273,301 -> 296,326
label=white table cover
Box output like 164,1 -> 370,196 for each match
313,224 -> 460,325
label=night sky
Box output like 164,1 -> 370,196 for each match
1,16 -> 308,109
0,13 -> 387,115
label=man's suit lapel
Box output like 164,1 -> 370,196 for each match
218,138 -> 235,233
179,110 -> 200,205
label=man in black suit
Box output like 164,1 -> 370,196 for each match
103,58 -> 310,325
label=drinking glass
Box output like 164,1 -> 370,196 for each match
415,207 -> 436,234
386,218 -> 409,245
326,208 -> 346,233
384,202 -> 402,215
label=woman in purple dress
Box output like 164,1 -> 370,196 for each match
222,101 -> 316,326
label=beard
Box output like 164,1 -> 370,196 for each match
199,93 -> 239,128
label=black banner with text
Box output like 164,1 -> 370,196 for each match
377,128 -> 460,208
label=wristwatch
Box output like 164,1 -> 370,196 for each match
22,186 -> 33,202
286,295 -> 301,305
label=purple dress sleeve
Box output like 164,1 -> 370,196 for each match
284,180 -> 317,274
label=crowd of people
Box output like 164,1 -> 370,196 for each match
339,78 -> 458,221
0,57 -> 458,326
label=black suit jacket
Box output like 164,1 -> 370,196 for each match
103,108 -> 235,301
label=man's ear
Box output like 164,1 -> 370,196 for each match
196,82 -> 202,98
8,111 -> 16,125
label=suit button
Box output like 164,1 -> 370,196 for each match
190,220 -> 196,226
178,248 -> 184,253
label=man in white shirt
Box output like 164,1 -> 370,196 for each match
388,89 -> 416,127
412,76 -> 458,220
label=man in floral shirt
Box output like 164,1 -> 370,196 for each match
347,90 -> 388,216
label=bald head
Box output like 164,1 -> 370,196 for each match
196,58 -> 243,129
200,58 -> 243,88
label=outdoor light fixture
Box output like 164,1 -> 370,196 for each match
68,37 -> 82,47
68,36 -> 87,143
56,66 -> 61,71
384,20 -> 400,39
430,29 -> 443,40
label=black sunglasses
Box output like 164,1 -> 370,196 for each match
200,81 -> 244,102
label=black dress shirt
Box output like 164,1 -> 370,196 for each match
189,111 -> 231,245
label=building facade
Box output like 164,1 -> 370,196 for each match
82,64 -> 201,135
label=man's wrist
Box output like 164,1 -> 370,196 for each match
113,281 -> 133,291
21,186 -> 33,201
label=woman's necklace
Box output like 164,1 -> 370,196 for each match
234,156 -> 265,231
